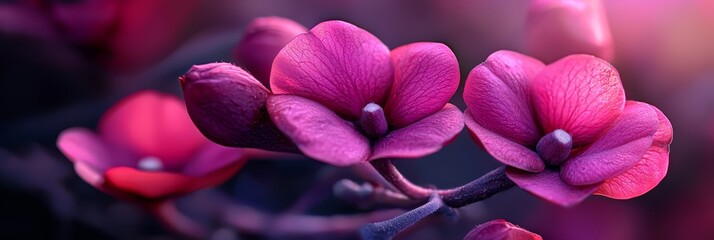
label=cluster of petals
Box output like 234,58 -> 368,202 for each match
182,20 -> 464,167
57,91 -> 246,200
463,50 -> 672,206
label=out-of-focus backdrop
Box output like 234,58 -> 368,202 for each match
1,0 -> 713,239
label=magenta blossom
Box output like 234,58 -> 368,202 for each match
234,16 -> 307,88
464,50 -> 672,206
266,20 -> 462,166
181,21 -> 462,164
525,0 -> 614,63
464,219 -> 542,240
57,91 -> 246,201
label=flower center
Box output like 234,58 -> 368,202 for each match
536,129 -> 573,166
358,103 -> 388,139
137,156 -> 163,171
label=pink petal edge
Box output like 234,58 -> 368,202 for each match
464,50 -> 545,147
270,20 -> 393,119
57,127 -> 113,172
371,104 -> 463,160
464,109 -> 545,172
532,54 -> 625,147
595,102 -> 672,199
267,94 -> 371,166
507,167 -> 599,207
561,101 -> 658,185
384,42 -> 460,128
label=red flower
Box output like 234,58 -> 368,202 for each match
57,91 -> 246,201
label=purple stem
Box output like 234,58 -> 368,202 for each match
333,179 -> 421,209
370,159 -> 514,208
224,203 -> 403,237
359,193 -> 454,240
370,159 -> 434,199
193,189 -> 404,237
439,166 -> 514,208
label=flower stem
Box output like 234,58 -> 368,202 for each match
370,159 -> 434,199
333,179 -> 420,209
438,166 -> 514,208
359,193 -> 454,240
370,159 -> 514,208
224,202 -> 403,237
187,190 -> 403,238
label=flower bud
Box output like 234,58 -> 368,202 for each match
464,219 -> 542,240
525,0 -> 614,63
180,63 -> 296,152
234,16 -> 307,88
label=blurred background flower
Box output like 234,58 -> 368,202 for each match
1,0 -> 712,239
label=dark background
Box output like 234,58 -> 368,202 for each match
1,0 -> 713,239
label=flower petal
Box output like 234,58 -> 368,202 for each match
103,167 -> 194,200
234,16 -> 307,87
561,101 -> 658,185
384,42 -> 460,128
464,50 -> 545,147
182,143 -> 245,177
506,168 -> 599,207
595,103 -> 672,199
57,127 -> 114,172
532,54 -> 625,147
270,20 -> 393,119
464,109 -> 544,172
371,104 -> 463,160
99,91 -> 206,169
464,219 -> 543,240
181,63 -> 296,152
74,161 -> 105,189
267,94 -> 370,166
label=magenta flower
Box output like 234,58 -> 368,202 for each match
525,0 -> 614,63
464,219 -> 542,240
57,91 -> 246,200
181,20 -> 463,162
234,16 -> 307,88
464,50 -> 672,206
267,20 -> 462,166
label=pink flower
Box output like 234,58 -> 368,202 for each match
57,91 -> 245,201
267,20 -> 463,166
463,50 -> 672,207
234,16 -> 307,88
525,0 -> 614,63
181,20 -> 463,166
464,219 -> 542,240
